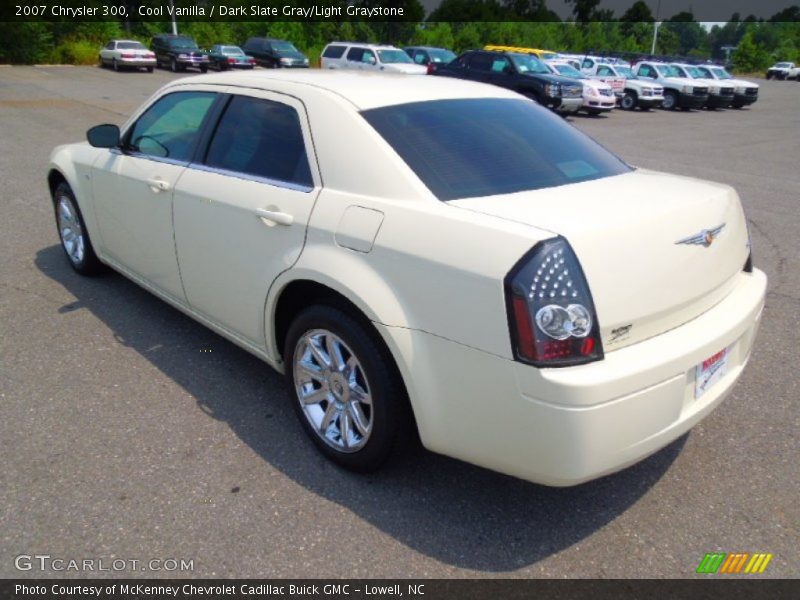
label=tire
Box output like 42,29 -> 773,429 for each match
284,305 -> 411,472
53,182 -> 105,276
170,58 -> 178,73
621,91 -> 637,110
98,55 -> 104,68
765,73 -> 772,80
661,90 -> 678,110
112,58 -> 119,72
146,66 -> 153,73
200,66 -> 208,73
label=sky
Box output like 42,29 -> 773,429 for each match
420,0 -> 795,21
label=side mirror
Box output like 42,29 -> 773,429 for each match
87,124 -> 120,148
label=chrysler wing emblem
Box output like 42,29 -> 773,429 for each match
675,223 -> 726,248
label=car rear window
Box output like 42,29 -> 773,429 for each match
323,45 -> 346,59
362,98 -> 631,202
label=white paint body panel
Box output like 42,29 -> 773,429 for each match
48,71 -> 766,486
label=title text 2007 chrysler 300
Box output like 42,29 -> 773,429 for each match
47,71 -> 766,485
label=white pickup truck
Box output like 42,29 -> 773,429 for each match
766,62 -> 800,80
586,62 -> 664,110
693,64 -> 759,108
632,61 -> 709,110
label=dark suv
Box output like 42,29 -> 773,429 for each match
242,37 -> 309,68
151,35 -> 209,73
431,50 -> 584,113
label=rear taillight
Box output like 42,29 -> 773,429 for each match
426,63 -> 434,75
227,57 -> 236,64
121,53 -> 135,59
505,237 -> 603,367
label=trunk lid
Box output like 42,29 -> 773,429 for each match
450,169 -> 750,350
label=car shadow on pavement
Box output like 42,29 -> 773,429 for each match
37,244 -> 685,573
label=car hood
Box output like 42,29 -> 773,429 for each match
729,78 -> 758,89
448,169 -> 750,350
526,72 -> 580,85
661,76 -> 700,87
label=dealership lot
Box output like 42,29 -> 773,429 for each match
0,66 -> 797,578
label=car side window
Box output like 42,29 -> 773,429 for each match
346,47 -> 364,62
491,57 -> 510,73
413,52 -> 426,65
322,45 -> 346,59
105,42 -> 115,50
204,95 -> 313,189
469,53 -> 493,72
639,65 -> 652,78
597,66 -> 612,76
582,59 -> 593,69
362,50 -> 377,64
127,92 -> 216,161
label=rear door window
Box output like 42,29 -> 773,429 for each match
204,95 -> 313,188
323,45 -> 346,59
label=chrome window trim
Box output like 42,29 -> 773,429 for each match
109,147 -> 190,168
187,162 -> 314,194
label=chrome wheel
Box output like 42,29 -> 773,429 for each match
293,329 -> 373,453
57,195 -> 85,265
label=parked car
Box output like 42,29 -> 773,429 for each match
242,37 -> 309,69
98,40 -> 156,72
47,71 -> 766,486
320,42 -> 427,74
670,63 -> 735,108
403,46 -> 456,71
589,63 -> 664,110
207,45 -> 256,71
432,50 -> 583,114
694,65 -> 759,108
151,34 -> 209,73
544,61 -> 616,115
632,61 -> 708,110
766,62 -> 799,80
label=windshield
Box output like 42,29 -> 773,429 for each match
171,39 -> 199,50
692,67 -> 715,79
616,66 -> 635,78
775,62 -> 791,68
118,42 -> 145,50
429,49 -> 456,63
272,42 -> 299,54
377,49 -> 413,64
509,53 -> 550,74
553,64 -> 584,78
222,46 -> 245,55
362,98 -> 631,202
539,51 -> 559,60
712,67 -> 732,79
657,65 -> 682,77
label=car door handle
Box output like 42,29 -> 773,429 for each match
255,208 -> 293,226
146,178 -> 170,192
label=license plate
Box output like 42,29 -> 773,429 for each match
695,347 -> 730,399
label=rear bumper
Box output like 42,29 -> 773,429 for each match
380,269 -> 766,486
118,58 -> 156,67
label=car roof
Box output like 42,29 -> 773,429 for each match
168,70 -> 519,110
112,39 -> 143,44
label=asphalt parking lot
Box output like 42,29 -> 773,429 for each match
0,66 -> 798,579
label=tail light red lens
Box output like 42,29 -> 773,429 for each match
426,63 -> 434,74
227,57 -> 236,64
505,237 -> 604,367
121,53 -> 134,59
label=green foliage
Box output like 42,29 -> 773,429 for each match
0,22 -> 53,63
733,30 -> 771,72
51,39 -> 101,65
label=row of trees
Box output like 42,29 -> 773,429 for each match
0,2 -> 799,72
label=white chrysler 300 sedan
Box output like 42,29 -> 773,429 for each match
47,71 -> 766,486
